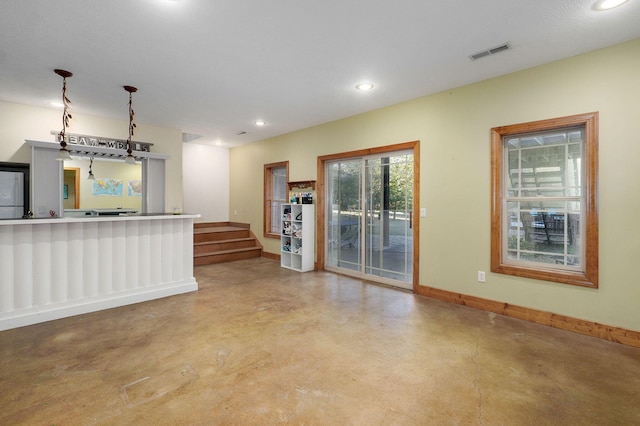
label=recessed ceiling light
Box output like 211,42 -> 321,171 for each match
50,101 -> 64,108
255,120 -> 266,126
355,82 -> 375,91
593,0 -> 629,10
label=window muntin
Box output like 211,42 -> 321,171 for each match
264,162 -> 288,238
504,127 -> 584,272
270,166 -> 287,233
491,112 -> 598,288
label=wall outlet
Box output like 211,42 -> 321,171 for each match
477,271 -> 486,283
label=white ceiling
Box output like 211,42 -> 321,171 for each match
1,0 -> 639,148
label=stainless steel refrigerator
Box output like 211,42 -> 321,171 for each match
0,171 -> 25,219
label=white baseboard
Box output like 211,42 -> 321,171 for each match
0,279 -> 198,331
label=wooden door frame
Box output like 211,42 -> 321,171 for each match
316,141 -> 420,291
64,167 -> 80,209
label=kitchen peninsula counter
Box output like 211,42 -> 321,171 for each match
0,213 -> 199,330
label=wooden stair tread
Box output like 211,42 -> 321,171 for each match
194,246 -> 262,257
194,226 -> 247,234
194,237 -> 255,246
194,222 -> 250,229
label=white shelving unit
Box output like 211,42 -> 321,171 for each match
281,203 -> 314,272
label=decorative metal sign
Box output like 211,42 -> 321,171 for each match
50,131 -> 153,152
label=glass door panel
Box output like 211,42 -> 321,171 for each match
365,154 -> 413,285
326,159 -> 362,273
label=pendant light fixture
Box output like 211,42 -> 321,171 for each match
123,85 -> 137,164
55,69 -> 73,161
88,157 -> 96,180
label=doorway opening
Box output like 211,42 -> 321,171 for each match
63,167 -> 80,209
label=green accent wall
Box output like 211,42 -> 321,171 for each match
229,39 -> 640,331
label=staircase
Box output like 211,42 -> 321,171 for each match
193,222 -> 263,266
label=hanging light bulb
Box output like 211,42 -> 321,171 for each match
88,157 -> 96,180
123,85 -> 138,164
55,69 -> 73,161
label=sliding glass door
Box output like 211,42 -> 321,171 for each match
326,150 -> 413,289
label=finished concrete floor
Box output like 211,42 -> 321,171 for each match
1,258 -> 639,425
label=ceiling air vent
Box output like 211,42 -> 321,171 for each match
469,43 -> 511,61
182,132 -> 203,143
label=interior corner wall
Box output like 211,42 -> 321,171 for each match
0,101 -> 183,214
182,143 -> 229,222
229,38 -> 640,332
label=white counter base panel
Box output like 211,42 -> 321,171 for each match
0,215 -> 199,331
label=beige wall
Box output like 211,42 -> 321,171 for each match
0,101 -> 183,212
229,39 -> 640,331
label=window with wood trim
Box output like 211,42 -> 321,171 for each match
264,161 -> 289,238
491,112 -> 598,288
